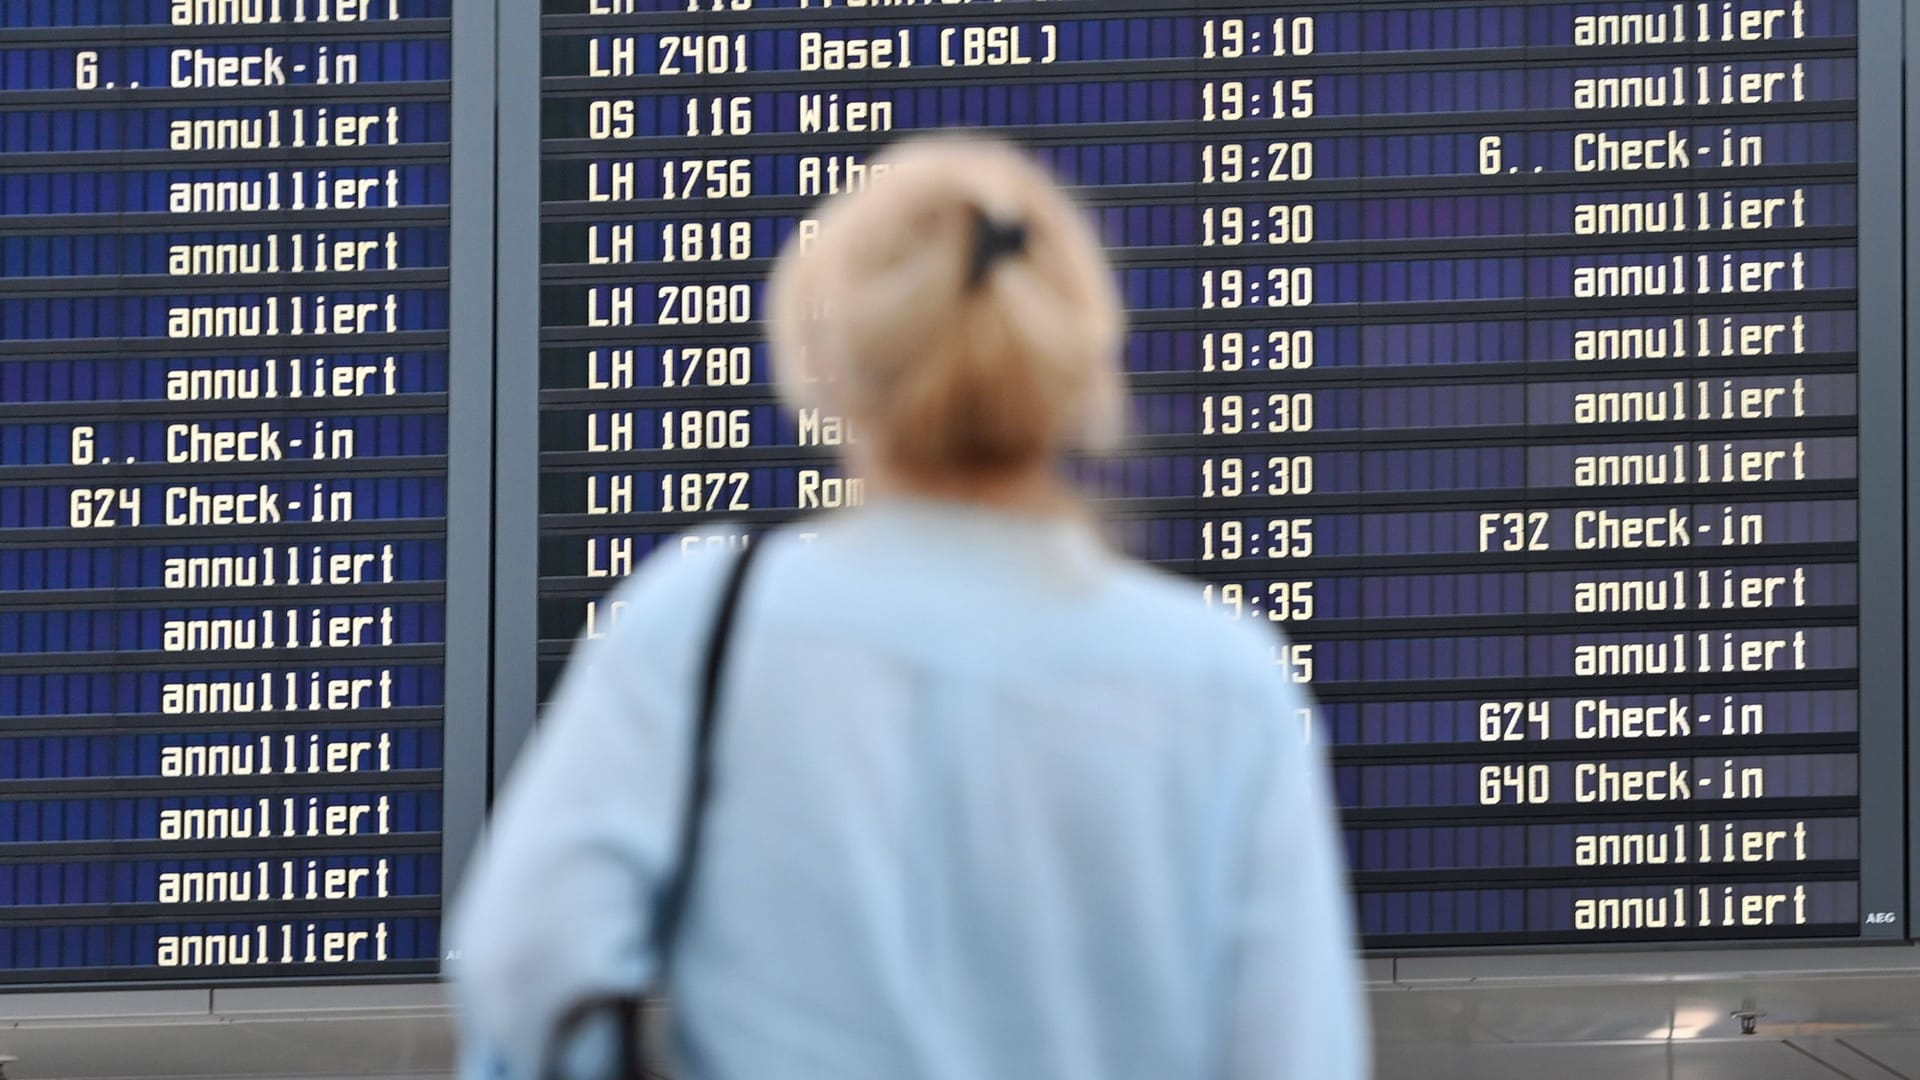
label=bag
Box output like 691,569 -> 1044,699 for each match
543,536 -> 768,1080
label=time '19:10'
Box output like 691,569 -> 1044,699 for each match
1202,16 -> 1316,59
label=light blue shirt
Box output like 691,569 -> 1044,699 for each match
448,498 -> 1369,1080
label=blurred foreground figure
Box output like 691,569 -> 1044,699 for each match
449,134 -> 1369,1080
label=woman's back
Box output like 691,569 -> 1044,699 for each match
463,501 -> 1366,1079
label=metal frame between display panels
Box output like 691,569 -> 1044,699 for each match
438,0 -> 500,931
489,0 -> 545,799
1850,0 -> 1903,943
1899,0 -> 1920,938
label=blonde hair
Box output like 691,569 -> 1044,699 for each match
768,133 -> 1125,477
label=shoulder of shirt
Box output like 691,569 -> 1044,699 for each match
583,528 -> 752,659
590,527 -> 1287,702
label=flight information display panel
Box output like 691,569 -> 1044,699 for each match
0,0 -> 453,982
533,0 -> 1903,948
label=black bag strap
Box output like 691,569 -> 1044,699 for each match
543,533 -> 768,1080
654,532 -> 767,958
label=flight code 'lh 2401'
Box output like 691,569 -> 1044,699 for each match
587,27 -> 1063,76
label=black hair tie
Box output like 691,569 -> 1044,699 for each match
966,209 -> 1028,289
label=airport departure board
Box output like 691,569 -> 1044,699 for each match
529,0 -> 1906,950
0,0 -> 457,981
0,0 -> 1908,986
